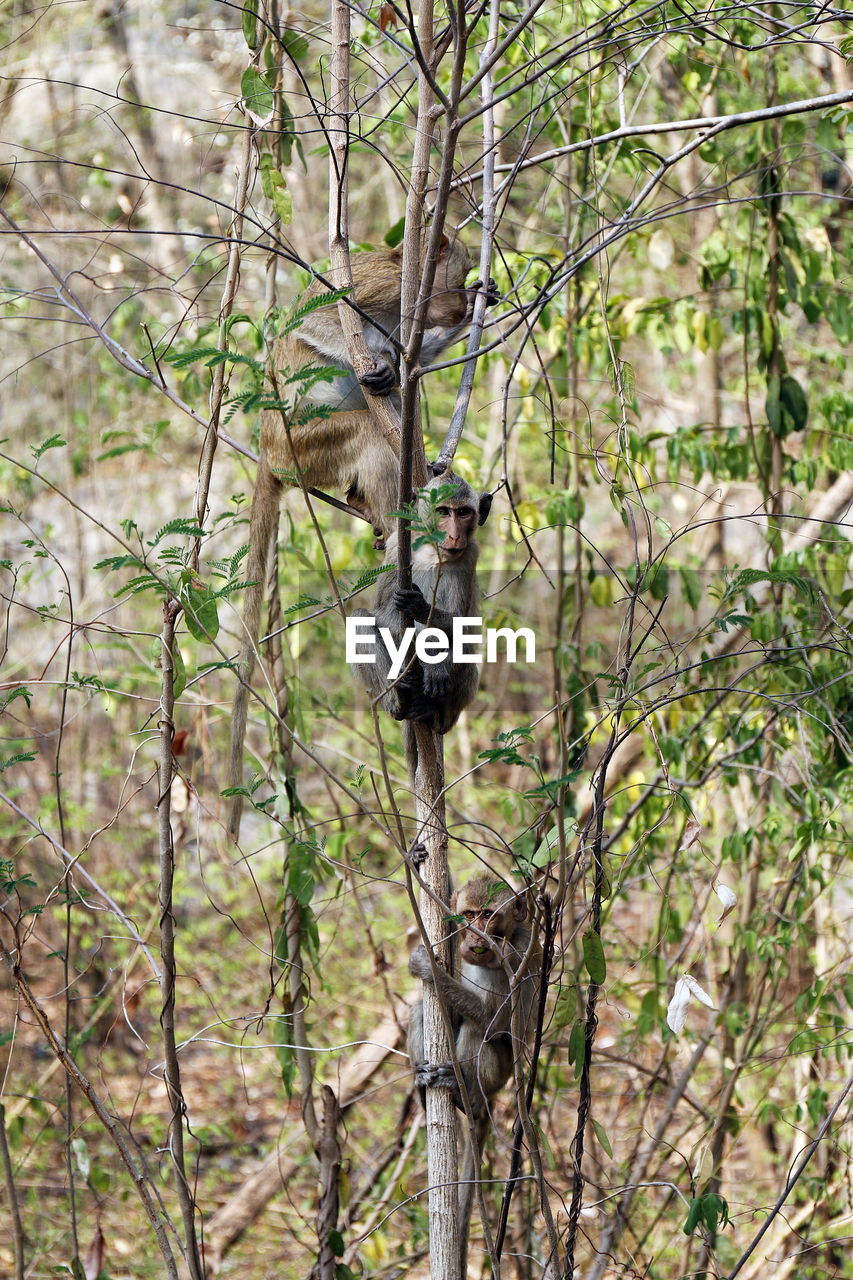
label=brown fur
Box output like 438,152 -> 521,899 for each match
227,243 -> 478,841
408,876 -> 540,1273
262,238 -> 474,534
350,472 -> 492,773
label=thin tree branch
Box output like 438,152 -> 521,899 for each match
457,88 -> 853,170
156,602 -> 205,1280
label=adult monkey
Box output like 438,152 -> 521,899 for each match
409,874 -> 541,1275
263,236 -> 486,536
350,470 -> 492,769
228,241 -> 495,840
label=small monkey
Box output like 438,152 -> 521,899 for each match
350,471 -> 492,768
409,874 -> 541,1273
227,243 -> 493,840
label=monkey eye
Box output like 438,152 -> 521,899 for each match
457,506 -> 475,519
435,506 -> 450,517
464,909 -> 492,922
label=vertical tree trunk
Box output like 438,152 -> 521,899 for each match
414,728 -> 460,1280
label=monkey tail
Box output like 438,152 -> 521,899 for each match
227,456 -> 281,841
403,721 -> 419,779
458,1115 -> 488,1275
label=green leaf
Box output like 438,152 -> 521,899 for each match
94,554 -> 142,573
269,173 -> 292,223
600,856 -> 612,901
553,982 -> 576,1029
728,568 -> 814,603
1,686 -> 33,711
683,1191 -> 730,1236
282,288 -> 352,335
567,1020 -> 585,1068
97,442 -> 147,460
277,1040 -> 296,1097
0,751 -> 38,773
779,374 -> 808,432
0,860 -> 37,894
183,582 -> 220,642
759,311 -> 775,360
582,930 -> 606,983
278,95 -> 296,166
328,1229 -> 345,1258
165,346 -> 260,372
682,1197 -> 703,1235
648,564 -> 669,601
147,519 -> 206,546
89,1165 -> 111,1195
384,216 -> 405,247
242,0 -> 259,48
281,27 -> 309,61
31,433 -> 66,461
591,1118 -> 612,1158
680,567 -> 702,610
523,769 -> 581,802
241,66 -> 275,126
164,346 -> 223,369
766,372 -> 807,437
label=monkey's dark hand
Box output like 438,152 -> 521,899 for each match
406,840 -> 429,869
414,1062 -> 456,1091
403,692 -> 441,730
421,662 -> 451,700
358,358 -> 397,397
409,944 -> 435,982
393,585 -> 431,624
466,277 -> 501,309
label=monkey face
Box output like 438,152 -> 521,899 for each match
456,895 -> 527,969
434,503 -> 478,562
459,918 -> 506,968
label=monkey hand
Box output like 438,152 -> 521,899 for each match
406,840 -> 429,868
421,662 -> 451,699
393,585 -> 431,624
358,359 -> 397,397
414,1062 -> 456,1090
466,277 -> 501,310
403,690 -> 441,729
409,944 -> 435,982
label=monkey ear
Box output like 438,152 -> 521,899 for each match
438,232 -> 450,254
512,896 -> 528,921
478,492 -> 493,526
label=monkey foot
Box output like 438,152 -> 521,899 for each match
404,703 -> 441,730
414,1062 -> 456,1090
358,360 -> 396,396
407,840 -> 428,868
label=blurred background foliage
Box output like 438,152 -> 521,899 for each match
0,2 -> 851,1277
